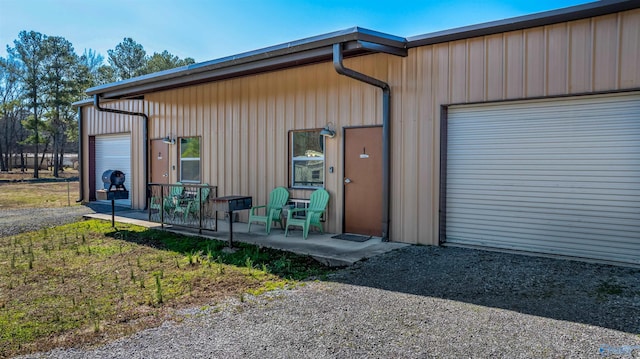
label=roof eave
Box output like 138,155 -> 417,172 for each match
87,27 -> 407,99
72,98 -> 94,107
407,0 -> 639,47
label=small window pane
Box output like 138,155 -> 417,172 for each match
180,160 -> 200,182
181,137 -> 200,158
293,160 -> 324,187
291,130 -> 324,188
293,131 -> 323,158
180,137 -> 200,183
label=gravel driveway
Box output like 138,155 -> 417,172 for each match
5,206 -> 640,358
0,206 -> 94,237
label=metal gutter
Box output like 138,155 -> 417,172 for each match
72,98 -> 94,107
93,95 -> 149,210
75,106 -> 84,203
87,27 -> 407,99
407,0 -> 639,47
333,43 -> 392,241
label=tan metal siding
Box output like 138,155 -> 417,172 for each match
81,107 -> 89,202
79,9 -> 639,244
81,100 -> 146,209
449,40 -> 467,104
568,19 -> 592,93
593,14 -> 619,91
505,32 -> 524,98
524,28 -> 545,97
546,23 -> 569,95
468,39 -> 485,102
486,35 -> 504,101
620,9 -> 640,88
395,9 -> 640,245
146,57 -> 387,232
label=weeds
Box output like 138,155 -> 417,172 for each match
154,273 -> 164,304
206,246 -> 214,267
0,219 -> 332,358
185,250 -> 201,266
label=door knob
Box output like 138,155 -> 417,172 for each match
163,173 -> 168,177
344,178 -> 352,184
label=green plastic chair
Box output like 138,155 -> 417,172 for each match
150,183 -> 183,217
164,183 -> 184,212
248,187 -> 290,234
285,188 -> 329,239
178,184 -> 211,221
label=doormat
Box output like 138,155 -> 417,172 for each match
331,234 -> 372,242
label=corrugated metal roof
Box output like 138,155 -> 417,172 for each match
82,0 -> 638,101
86,27 -> 406,99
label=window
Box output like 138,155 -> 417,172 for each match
290,129 -> 324,188
180,137 -> 200,183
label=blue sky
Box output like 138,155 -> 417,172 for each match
1,0 -> 592,64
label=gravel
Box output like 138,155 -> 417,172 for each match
0,206 -> 94,237
6,207 -> 640,358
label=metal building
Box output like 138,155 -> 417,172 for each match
76,0 -> 640,266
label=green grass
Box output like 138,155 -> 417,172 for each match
0,181 -> 79,209
0,219 -> 332,357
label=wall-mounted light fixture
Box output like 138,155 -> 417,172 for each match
162,134 -> 176,145
320,122 -> 336,138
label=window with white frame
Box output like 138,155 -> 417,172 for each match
180,137 -> 200,183
290,129 -> 324,188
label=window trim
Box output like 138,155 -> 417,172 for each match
288,129 -> 326,189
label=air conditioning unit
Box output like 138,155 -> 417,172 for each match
287,198 -> 325,222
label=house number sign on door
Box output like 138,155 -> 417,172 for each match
359,147 -> 369,159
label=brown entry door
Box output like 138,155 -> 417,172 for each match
343,126 -> 383,236
150,139 -> 170,184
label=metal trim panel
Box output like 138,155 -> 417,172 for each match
444,92 -> 640,265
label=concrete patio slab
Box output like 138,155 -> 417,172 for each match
83,207 -> 409,267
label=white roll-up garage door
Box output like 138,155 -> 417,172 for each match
445,92 -> 640,265
95,134 -> 132,207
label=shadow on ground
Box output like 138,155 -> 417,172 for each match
84,202 -> 639,334
329,245 -> 640,334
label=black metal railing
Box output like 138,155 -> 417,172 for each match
147,183 -> 218,233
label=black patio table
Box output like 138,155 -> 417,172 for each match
212,195 -> 252,248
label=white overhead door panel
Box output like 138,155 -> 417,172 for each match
445,92 -> 640,265
95,134 -> 132,207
